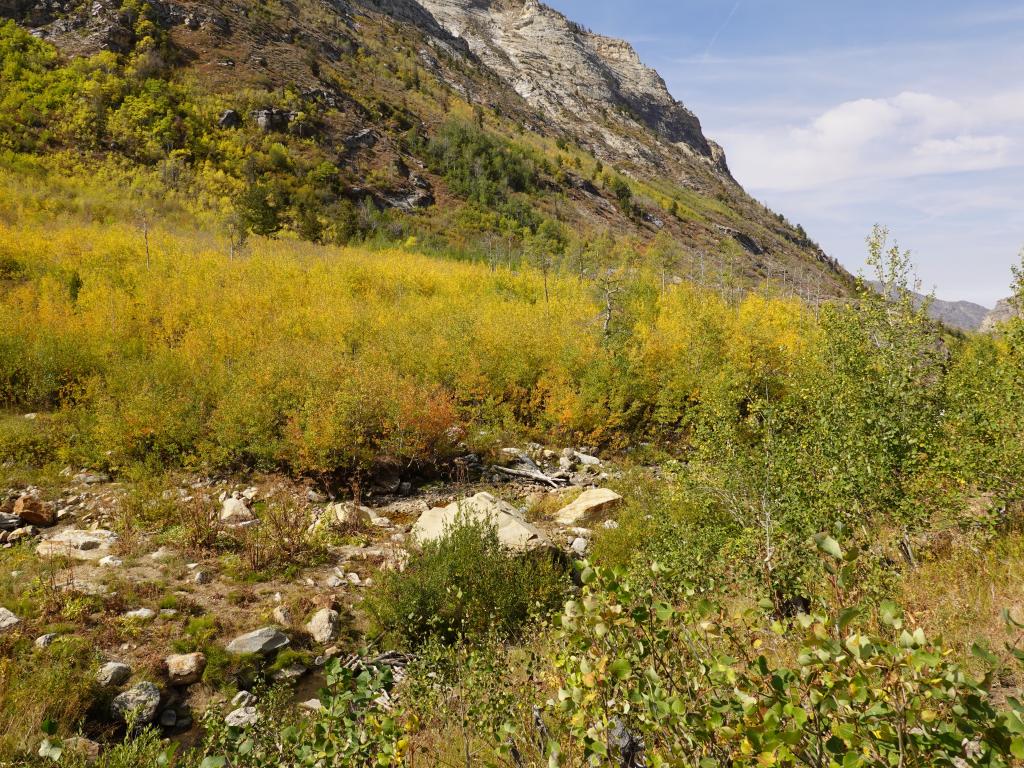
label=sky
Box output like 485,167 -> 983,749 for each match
545,0 -> 1024,306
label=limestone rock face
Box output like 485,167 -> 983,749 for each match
415,0 -> 727,175
554,488 -> 622,526
412,492 -> 549,551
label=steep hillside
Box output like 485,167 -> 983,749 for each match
1,0 -> 851,295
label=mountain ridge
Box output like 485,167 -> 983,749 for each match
2,0 -> 850,295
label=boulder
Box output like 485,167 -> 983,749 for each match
225,706 -> 259,727
411,492 -> 549,552
14,494 -> 55,527
220,496 -> 254,525
0,513 -> 20,531
306,608 -> 339,644
232,690 -> 256,708
328,502 -> 374,527
226,627 -> 289,655
165,652 -> 206,686
111,682 -> 161,725
36,529 -> 118,560
0,607 -> 19,634
96,661 -> 132,687
218,109 -> 242,129
554,488 -> 623,526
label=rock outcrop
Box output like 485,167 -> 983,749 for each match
982,298 -> 1020,332
415,0 -> 729,176
412,491 -> 549,551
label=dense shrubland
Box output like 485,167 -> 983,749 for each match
4,26 -> 1024,756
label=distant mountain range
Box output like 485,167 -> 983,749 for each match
869,282 -> 991,332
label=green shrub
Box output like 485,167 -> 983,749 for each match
365,516 -> 569,647
0,414 -> 56,465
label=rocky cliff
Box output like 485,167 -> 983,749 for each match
415,0 -> 730,177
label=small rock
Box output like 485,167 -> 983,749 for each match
220,497 -> 254,525
570,537 -> 589,555
149,547 -> 176,562
306,608 -> 339,644
328,502 -> 374,527
123,608 -> 156,621
241,487 -> 258,501
96,661 -> 132,687
299,698 -> 322,712
574,451 -> 601,466
226,627 -> 289,655
14,494 -> 55,527
325,574 -> 345,588
98,555 -> 123,567
370,516 -> 392,528
306,488 -> 328,503
225,706 -> 259,727
74,472 -> 110,485
193,570 -> 212,585
166,652 -> 206,686
346,572 -> 362,586
35,633 -> 57,648
232,690 -> 256,707
272,663 -> 307,682
112,682 -> 161,725
0,513 -> 19,531
217,109 -> 242,129
160,609 -> 178,618
0,607 -> 20,634
602,519 -> 620,530
61,736 -> 100,764
8,526 -> 36,543
272,605 -> 292,626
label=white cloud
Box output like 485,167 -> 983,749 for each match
720,90 -> 1024,192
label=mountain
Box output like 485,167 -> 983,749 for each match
2,0 -> 850,294
868,282 -> 991,332
981,298 -> 1020,332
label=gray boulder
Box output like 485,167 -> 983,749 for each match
306,608 -> 339,644
111,682 -> 161,725
96,661 -> 132,687
0,607 -> 19,634
225,706 -> 259,727
226,627 -> 289,655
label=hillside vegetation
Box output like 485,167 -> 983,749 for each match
3,2 -> 1024,766
2,154 -> 1024,765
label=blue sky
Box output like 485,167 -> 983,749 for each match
546,0 -> 1024,305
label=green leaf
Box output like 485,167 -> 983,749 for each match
610,658 -> 632,681
200,757 -> 228,768
972,642 -> 1000,666
838,606 -> 861,631
813,533 -> 843,560
40,719 -> 57,736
